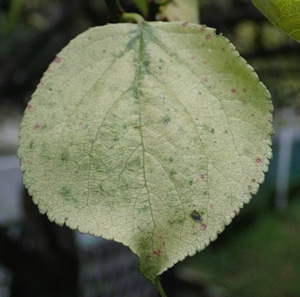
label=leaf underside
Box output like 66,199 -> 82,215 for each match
18,22 -> 273,282
252,0 -> 300,43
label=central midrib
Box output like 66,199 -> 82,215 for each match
135,24 -> 156,227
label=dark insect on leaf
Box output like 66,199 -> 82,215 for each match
191,210 -> 202,222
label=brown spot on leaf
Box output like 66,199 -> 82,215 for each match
33,124 -> 40,130
231,88 -> 237,94
27,104 -> 33,110
255,158 -> 262,164
54,57 -> 61,63
200,224 -> 207,230
153,250 -> 161,256
182,21 -> 189,27
205,34 -> 211,40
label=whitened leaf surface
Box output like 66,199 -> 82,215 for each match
252,0 -> 300,43
18,22 -> 273,282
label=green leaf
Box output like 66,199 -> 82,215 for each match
252,0 -> 300,43
134,0 -> 149,15
160,0 -> 200,23
18,22 -> 273,286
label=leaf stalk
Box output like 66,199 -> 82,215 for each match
154,276 -> 167,297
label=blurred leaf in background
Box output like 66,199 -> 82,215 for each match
133,0 -> 149,15
252,0 -> 300,43
159,0 -> 200,23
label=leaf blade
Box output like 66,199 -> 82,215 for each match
18,22 -> 273,283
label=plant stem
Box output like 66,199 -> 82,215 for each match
105,0 -> 144,23
105,0 -> 123,22
120,12 -> 145,24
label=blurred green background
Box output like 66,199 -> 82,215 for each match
0,1 -> 299,297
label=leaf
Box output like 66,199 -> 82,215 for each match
134,0 -> 149,15
252,0 -> 300,43
159,0 -> 200,23
18,22 -> 273,286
